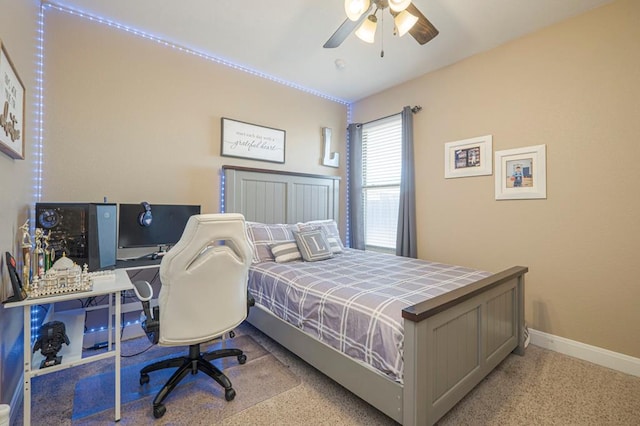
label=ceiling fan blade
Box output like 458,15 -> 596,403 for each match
405,3 -> 439,45
323,4 -> 374,48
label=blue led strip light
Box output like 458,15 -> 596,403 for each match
30,4 -> 48,343
220,172 -> 226,213
34,4 -> 45,201
43,1 -> 350,106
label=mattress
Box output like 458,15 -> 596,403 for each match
248,249 -> 490,382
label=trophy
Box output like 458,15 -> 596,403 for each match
34,228 -> 45,279
43,231 -> 54,271
19,220 -> 32,292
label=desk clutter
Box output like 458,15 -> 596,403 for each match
3,219 -> 115,303
29,260 -> 116,299
4,201 -> 200,304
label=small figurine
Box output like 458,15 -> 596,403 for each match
19,220 -> 32,247
33,321 -> 70,368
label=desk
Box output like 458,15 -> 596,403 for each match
4,269 -> 133,425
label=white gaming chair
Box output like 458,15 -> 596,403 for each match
131,213 -> 253,419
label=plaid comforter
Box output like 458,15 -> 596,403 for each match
248,249 -> 490,383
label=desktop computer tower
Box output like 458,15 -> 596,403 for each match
35,203 -> 117,271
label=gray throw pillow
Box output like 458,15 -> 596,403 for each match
294,230 -> 333,262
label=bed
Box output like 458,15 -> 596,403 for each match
222,165 -> 527,425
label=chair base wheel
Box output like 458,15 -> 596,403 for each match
153,404 -> 166,418
237,354 -> 247,364
225,388 -> 236,401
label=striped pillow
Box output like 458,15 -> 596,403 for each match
270,241 -> 302,263
326,237 -> 343,254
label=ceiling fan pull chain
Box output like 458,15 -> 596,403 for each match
380,9 -> 385,57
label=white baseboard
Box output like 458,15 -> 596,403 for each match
530,329 -> 640,377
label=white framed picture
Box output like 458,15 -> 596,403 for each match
221,117 -> 285,164
495,144 -> 547,200
444,135 -> 492,178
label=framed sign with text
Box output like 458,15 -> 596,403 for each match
0,40 -> 25,160
221,117 -> 285,164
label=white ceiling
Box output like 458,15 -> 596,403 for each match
50,0 -> 612,103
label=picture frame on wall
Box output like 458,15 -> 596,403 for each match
221,117 -> 286,164
444,135 -> 492,178
0,40 -> 26,160
495,144 -> 547,200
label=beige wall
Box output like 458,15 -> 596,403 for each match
353,0 -> 640,358
42,9 -> 346,217
0,0 -> 40,407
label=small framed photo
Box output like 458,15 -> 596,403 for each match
444,135 -> 492,178
221,117 -> 286,164
495,144 -> 546,200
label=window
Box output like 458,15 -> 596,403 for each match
362,114 -> 402,252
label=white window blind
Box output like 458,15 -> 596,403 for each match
362,114 -> 402,251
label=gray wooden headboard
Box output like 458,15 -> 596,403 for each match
222,166 -> 340,224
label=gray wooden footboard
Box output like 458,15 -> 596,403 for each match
402,266 -> 527,425
246,266 -> 527,425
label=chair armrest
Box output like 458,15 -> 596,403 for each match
131,280 -> 159,344
132,280 -> 153,302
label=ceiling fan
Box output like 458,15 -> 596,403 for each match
324,0 -> 439,49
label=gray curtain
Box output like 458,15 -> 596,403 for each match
396,106 -> 417,258
347,123 -> 365,250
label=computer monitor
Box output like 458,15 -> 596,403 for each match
118,203 -> 201,249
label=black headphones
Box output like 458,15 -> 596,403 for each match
138,201 -> 153,227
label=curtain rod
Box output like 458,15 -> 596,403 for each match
357,105 -> 422,126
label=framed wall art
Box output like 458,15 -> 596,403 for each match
0,40 -> 26,160
495,144 -> 547,200
444,135 -> 492,178
221,117 -> 285,164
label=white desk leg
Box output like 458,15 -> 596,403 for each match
115,291 -> 121,421
23,306 -> 31,426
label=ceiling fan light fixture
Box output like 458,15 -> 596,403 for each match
355,14 -> 377,43
388,0 -> 411,13
345,0 -> 371,21
395,10 -> 418,37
